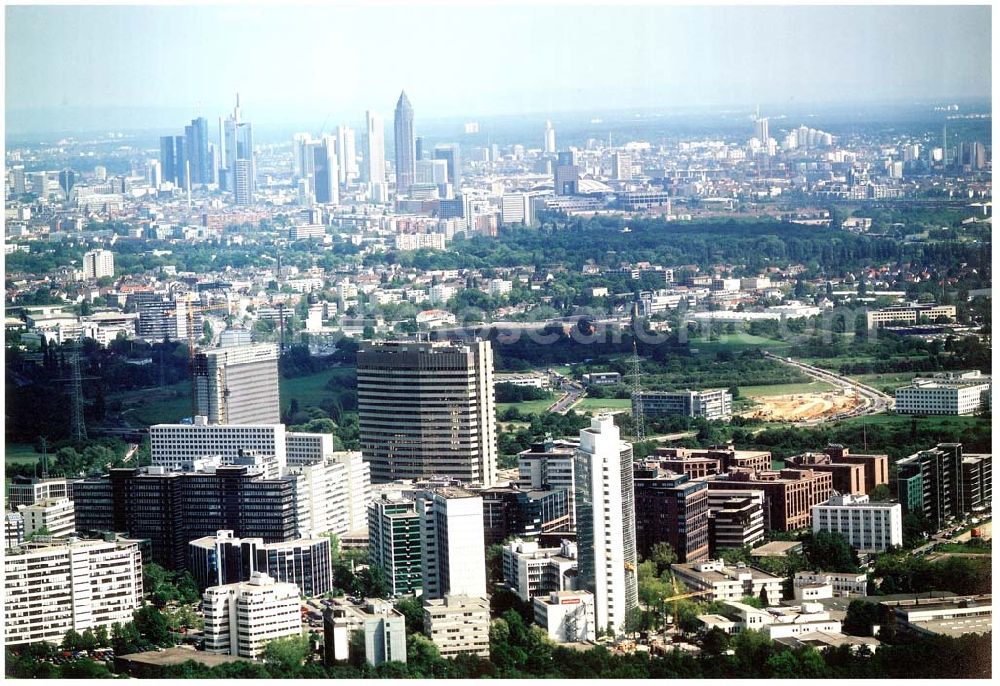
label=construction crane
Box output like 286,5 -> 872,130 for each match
165,295 -> 232,418
661,575 -> 714,631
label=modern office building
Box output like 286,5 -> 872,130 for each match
707,468 -> 834,531
18,498 -> 75,538
393,91 -> 415,194
573,415 -> 638,635
708,493 -> 766,552
5,536 -> 143,646
5,513 -> 24,549
654,445 -> 773,478
423,595 -> 491,658
533,590 -> 596,643
611,151 -> 632,181
865,304 -> 956,329
896,443 -> 990,530
185,116 -> 211,185
193,344 -> 281,425
323,599 -> 407,666
962,454 -> 992,512
188,530 -> 332,597
895,380 -> 990,416
135,297 -> 202,343
517,438 -> 577,528
433,144 -> 461,189
357,339 -> 498,486
417,488 -> 487,600
633,389 -> 733,421
232,159 -> 254,206
73,465 -> 299,569
336,125 -> 358,184
368,494 -> 423,596
792,571 -> 868,599
632,463 -> 710,563
812,493 -> 903,552
202,572 -> 302,659
500,192 -> 535,226
82,249 -> 115,280
308,135 -> 340,205
501,538 -> 578,603
150,419 -> 287,478
670,559 -> 784,606
785,453 -> 866,496
6,476 -> 76,510
478,487 -> 570,544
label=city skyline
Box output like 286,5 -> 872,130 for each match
5,4 -> 992,135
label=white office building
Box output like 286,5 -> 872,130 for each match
18,498 -> 75,538
812,493 -> 903,552
895,381 -> 991,416
793,571 -> 869,600
517,439 -> 577,528
423,595 -> 491,658
202,572 -> 302,659
670,560 -> 785,606
573,415 -> 638,635
500,193 -> 534,226
150,420 -> 287,479
533,590 -> 596,643
418,488 -> 487,600
5,536 -> 143,646
501,538 -> 579,602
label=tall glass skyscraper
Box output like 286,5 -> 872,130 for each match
393,91 -> 415,194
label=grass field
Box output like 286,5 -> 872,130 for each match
498,399 -> 556,416
688,333 -> 793,354
740,381 -> 836,397
833,413 -> 987,431
573,397 -> 633,413
280,367 -> 355,408
5,443 -> 40,465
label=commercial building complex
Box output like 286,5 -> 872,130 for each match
501,538 -> 579,603
632,463 -> 710,562
895,379 -> 991,416
150,420 -> 287,478
423,595 -> 491,658
202,572 -> 302,659
706,490 -> 766,552
357,339 -> 497,486
632,389 -> 733,421
322,599 -> 407,666
18,497 -> 75,538
707,468 -> 834,531
865,304 -> 956,329
896,443 -> 991,530
811,494 -> 903,552
188,530 -> 332,597
5,536 -> 143,646
670,559 -> 784,606
517,439 -> 577,528
478,486 -> 570,544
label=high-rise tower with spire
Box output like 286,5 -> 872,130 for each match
393,91 -> 415,194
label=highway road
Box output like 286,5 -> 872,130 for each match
762,351 -> 894,422
546,368 -> 587,415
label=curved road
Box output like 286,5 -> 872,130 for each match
762,351 -> 894,422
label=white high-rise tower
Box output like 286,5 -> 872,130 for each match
544,120 -> 556,154
573,415 -> 638,635
366,110 -> 387,202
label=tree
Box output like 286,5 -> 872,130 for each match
395,596 -> 425,635
843,600 -> 880,636
802,531 -> 860,573
701,626 -> 730,656
133,606 -> 172,646
648,541 -> 677,576
728,385 -> 740,400
262,634 -> 310,673
869,484 -> 892,502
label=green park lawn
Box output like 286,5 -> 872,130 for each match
572,397 -> 633,413
5,443 -> 40,466
498,399 -> 556,416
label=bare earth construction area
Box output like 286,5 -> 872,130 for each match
744,391 -> 864,422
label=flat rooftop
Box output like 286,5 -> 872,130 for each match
117,646 -> 248,668
751,541 -> 804,557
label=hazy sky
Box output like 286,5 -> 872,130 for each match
5,4 -> 992,131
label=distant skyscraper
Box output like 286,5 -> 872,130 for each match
754,115 -> 769,145
160,136 -> 177,185
574,415 -> 638,635
544,120 -> 556,153
58,169 -> 76,199
366,111 -> 387,202
415,137 -> 424,161
394,91 -> 416,194
232,159 -> 254,206
357,339 -> 498,486
336,125 -> 358,185
147,159 -> 162,189
433,144 -> 461,189
611,151 -> 632,181
83,249 -> 115,280
185,117 -> 211,185
310,136 -> 340,205
221,94 -> 254,197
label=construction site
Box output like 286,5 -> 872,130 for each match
742,390 -> 865,423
